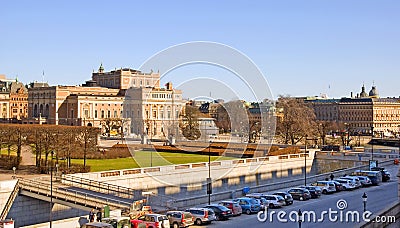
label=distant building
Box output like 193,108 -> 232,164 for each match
125,82 -> 184,139
9,81 -> 28,120
305,84 -> 400,136
92,64 -> 160,89
26,65 -> 184,139
0,75 -> 28,121
27,82 -> 124,129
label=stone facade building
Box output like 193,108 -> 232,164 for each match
0,75 -> 28,121
306,84 -> 400,136
26,65 -> 184,138
124,82 -> 184,139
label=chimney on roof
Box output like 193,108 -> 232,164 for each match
165,82 -> 173,90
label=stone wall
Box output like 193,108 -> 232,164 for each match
6,195 -> 87,227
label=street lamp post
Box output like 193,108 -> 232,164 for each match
371,126 -> 374,169
304,136 -> 307,186
12,166 -> 16,179
398,125 -> 400,157
50,150 -> 54,228
298,209 -> 302,228
207,140 -> 212,205
362,192 -> 368,212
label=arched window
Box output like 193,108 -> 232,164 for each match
39,104 -> 43,116
45,104 -> 49,117
34,104 -> 38,117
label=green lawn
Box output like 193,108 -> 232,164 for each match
0,148 -> 17,156
72,151 -> 236,172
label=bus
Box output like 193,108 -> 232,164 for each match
350,170 -> 382,186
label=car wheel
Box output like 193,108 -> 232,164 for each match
269,203 -> 274,209
195,218 -> 202,225
342,186 -> 347,191
322,190 -> 327,194
299,196 -> 304,201
173,223 -> 179,228
246,209 -> 251,215
216,215 -> 221,221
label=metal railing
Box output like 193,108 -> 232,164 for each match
18,178 -> 132,211
60,175 -> 135,199
0,179 -> 20,220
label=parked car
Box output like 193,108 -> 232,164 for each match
355,176 -> 373,187
299,186 -> 322,198
273,192 -> 293,206
352,170 -> 382,185
219,201 -> 242,216
262,195 -> 285,208
165,211 -> 194,228
233,197 -> 261,215
256,197 -> 269,210
341,176 -> 362,188
287,188 -> 311,201
330,180 -> 344,192
185,208 -> 216,225
102,217 -> 131,228
311,181 -> 336,194
245,194 -> 265,209
371,167 -> 391,182
203,204 -> 233,220
130,214 -> 170,228
334,179 -> 356,190
82,222 -> 114,228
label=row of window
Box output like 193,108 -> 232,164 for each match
11,103 -> 27,107
33,104 -> 49,117
31,92 -> 55,98
11,97 -> 27,101
90,109 -> 123,119
151,93 -> 173,99
12,108 -> 26,113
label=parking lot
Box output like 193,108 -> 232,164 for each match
187,164 -> 399,228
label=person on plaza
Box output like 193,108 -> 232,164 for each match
89,208 -> 95,222
96,209 -> 102,222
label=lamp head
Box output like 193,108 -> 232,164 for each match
362,192 -> 367,201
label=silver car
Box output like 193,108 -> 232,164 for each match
341,176 -> 362,188
186,208 -> 216,225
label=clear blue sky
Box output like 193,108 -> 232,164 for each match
1,0 -> 399,100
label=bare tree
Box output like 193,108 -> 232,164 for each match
179,106 -> 201,140
316,120 -> 340,146
76,126 -> 100,167
276,96 -> 317,144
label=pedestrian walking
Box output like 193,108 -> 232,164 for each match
89,208 -> 95,222
330,173 -> 334,181
96,209 -> 102,222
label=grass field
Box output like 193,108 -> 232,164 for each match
0,148 -> 17,156
72,151 -> 236,172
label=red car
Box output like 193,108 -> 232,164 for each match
219,201 -> 242,216
131,214 -> 170,228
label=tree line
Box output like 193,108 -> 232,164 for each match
0,124 -> 99,172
